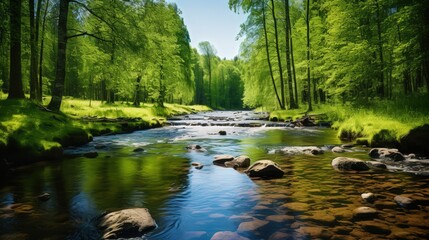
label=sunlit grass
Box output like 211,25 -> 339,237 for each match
268,94 -> 429,145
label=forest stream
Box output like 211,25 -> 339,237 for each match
0,111 -> 428,239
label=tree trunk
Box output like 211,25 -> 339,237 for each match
38,0 -> 49,101
306,0 -> 312,111
290,26 -> 298,108
375,0 -> 385,98
48,0 -> 69,111
283,0 -> 295,109
29,0 -> 39,101
8,0 -> 25,99
271,0 -> 286,109
262,1 -> 284,109
133,75 -> 142,106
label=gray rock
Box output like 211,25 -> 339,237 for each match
341,143 -> 355,148
213,155 -> 235,166
352,207 -> 378,221
99,208 -> 157,239
361,193 -> 376,203
244,160 -> 284,179
331,157 -> 370,171
332,146 -> 345,153
394,195 -> 419,209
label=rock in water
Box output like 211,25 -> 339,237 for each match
361,193 -> 376,203
394,195 -> 419,209
369,148 -> 405,161
332,146 -> 345,153
352,207 -> 378,221
353,207 -> 378,221
331,157 -> 370,171
400,124 -> 429,157
213,155 -> 234,166
219,130 -> 227,135
227,155 -> 251,168
99,208 -> 157,239
244,160 -> 284,179
210,231 -> 249,240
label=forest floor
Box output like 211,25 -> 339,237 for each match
0,97 -> 210,167
268,94 -> 429,155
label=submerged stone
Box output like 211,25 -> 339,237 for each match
99,208 -> 156,239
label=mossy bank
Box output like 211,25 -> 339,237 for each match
268,95 -> 429,157
0,98 -> 210,169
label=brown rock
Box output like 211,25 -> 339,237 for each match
237,218 -> 269,232
99,208 -> 156,239
266,215 -> 294,223
268,231 -> 291,240
296,226 -> 333,239
282,202 -> 310,212
358,220 -> 391,235
352,207 -> 378,221
302,211 -> 336,226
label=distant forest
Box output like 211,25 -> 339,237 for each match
0,0 -> 428,111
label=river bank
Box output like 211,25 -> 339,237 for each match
268,96 -> 429,157
0,98 -> 210,169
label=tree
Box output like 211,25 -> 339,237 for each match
306,0 -> 312,111
198,41 -> 217,107
8,0 -> 25,99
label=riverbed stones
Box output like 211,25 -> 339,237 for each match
244,160 -> 284,179
211,231 -> 249,240
352,207 -> 378,221
99,208 -> 157,239
213,155 -> 234,165
295,226 -> 333,239
361,193 -> 376,203
266,215 -> 294,223
237,218 -> 269,232
394,195 -> 419,209
358,221 -> 391,235
331,157 -> 370,171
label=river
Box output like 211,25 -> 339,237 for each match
0,111 -> 428,239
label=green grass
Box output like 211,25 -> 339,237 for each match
268,94 -> 429,146
0,97 -> 210,165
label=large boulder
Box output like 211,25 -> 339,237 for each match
99,208 -> 157,239
400,124 -> 429,156
244,160 -> 284,179
213,155 -> 234,166
331,157 -> 370,171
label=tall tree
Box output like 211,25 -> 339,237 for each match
8,0 -> 25,99
306,0 -> 312,111
198,41 -> 216,107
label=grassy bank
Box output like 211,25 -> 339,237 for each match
0,98 -> 210,167
268,94 -> 429,148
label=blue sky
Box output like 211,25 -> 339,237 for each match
166,0 -> 247,59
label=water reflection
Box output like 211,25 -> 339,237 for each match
1,112 -> 428,239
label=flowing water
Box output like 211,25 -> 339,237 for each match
0,111 -> 428,239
